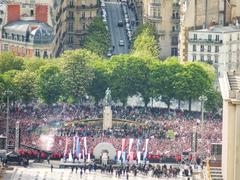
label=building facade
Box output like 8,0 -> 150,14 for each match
64,0 -> 98,50
142,0 -> 180,59
179,0 -> 240,62
0,0 -> 98,58
219,71 -> 240,180
188,26 -> 240,76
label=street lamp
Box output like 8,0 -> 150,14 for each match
199,95 -> 208,148
3,90 -> 12,152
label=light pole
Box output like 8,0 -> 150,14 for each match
199,95 -> 208,151
3,90 -> 12,152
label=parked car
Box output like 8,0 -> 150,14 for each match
118,20 -> 124,27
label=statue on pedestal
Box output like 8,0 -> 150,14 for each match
104,88 -> 111,106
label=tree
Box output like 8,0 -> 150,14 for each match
0,52 -> 24,73
36,64 -> 63,104
205,88 -> 222,113
83,17 -> 110,57
60,50 -> 95,103
150,58 -> 183,109
109,55 -> 151,105
13,71 -> 36,104
174,62 -> 213,111
23,58 -> 47,72
132,24 -> 159,59
87,59 -> 109,104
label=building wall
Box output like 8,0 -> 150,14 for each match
188,29 -> 240,76
142,0 -> 180,59
222,97 -> 240,180
35,4 -> 48,23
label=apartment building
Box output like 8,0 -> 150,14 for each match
188,25 -> 240,76
142,0 -> 180,59
64,0 -> 98,50
179,0 -> 240,62
0,0 -> 98,58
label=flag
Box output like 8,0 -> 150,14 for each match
64,136 -> 69,157
137,138 -> 142,152
128,138 -> 134,154
83,137 -> 87,155
76,137 -> 81,156
121,138 -> 126,154
117,151 -> 122,162
137,151 -> 141,162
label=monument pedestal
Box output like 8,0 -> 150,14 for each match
103,106 -> 112,130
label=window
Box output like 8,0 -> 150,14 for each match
35,49 -> 40,57
207,55 -> 211,61
200,45 -> 204,52
193,34 -> 197,40
193,45 -> 196,51
215,35 -> 219,42
214,55 -> 219,63
43,50 -> 48,58
215,46 -> 219,52
208,34 -> 212,41
171,48 -> 178,56
207,46 -> 211,52
192,54 -> 196,61
200,55 -> 204,61
230,34 -> 232,41
171,36 -> 178,45
30,10 -> 34,16
68,22 -> 73,31
69,36 -> 73,44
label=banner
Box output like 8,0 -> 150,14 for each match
82,150 -> 85,160
87,153 -> 91,162
123,150 -> 126,163
144,139 -> 149,160
137,151 -> 141,162
83,137 -> 87,155
64,136 -> 69,157
145,138 -> 149,153
121,138 -> 126,154
78,153 -> 81,160
128,138 -> 134,154
76,137 -> 81,156
73,136 -> 77,155
69,152 -> 73,162
129,151 -> 134,161
117,151 -> 122,162
137,139 -> 141,152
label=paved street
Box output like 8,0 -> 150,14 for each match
8,167 -> 193,180
106,2 -> 130,55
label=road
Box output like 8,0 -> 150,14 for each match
105,1 -> 130,55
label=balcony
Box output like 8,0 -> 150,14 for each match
76,4 -> 98,11
66,16 -> 75,21
189,38 -> 223,44
156,30 -> 165,35
148,16 -> 162,22
150,3 -> 161,6
171,16 -> 180,23
67,4 -> 75,9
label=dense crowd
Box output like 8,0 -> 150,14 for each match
0,104 -> 222,161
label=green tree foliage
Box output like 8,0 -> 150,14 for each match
205,87 -> 222,113
0,52 -> 24,73
60,50 -> 94,103
23,58 -> 47,72
36,65 -> 63,104
132,24 -> 159,59
13,71 -> 36,104
109,55 -> 151,105
150,58 -> 183,109
83,17 -> 110,57
88,59 -> 109,104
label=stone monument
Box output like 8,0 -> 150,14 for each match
103,88 -> 112,130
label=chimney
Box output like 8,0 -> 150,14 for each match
7,4 -> 20,23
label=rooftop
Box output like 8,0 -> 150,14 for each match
219,71 -> 240,101
191,25 -> 240,33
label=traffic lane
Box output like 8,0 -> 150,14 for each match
106,2 -> 129,54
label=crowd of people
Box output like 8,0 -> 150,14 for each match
0,103 -> 222,162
